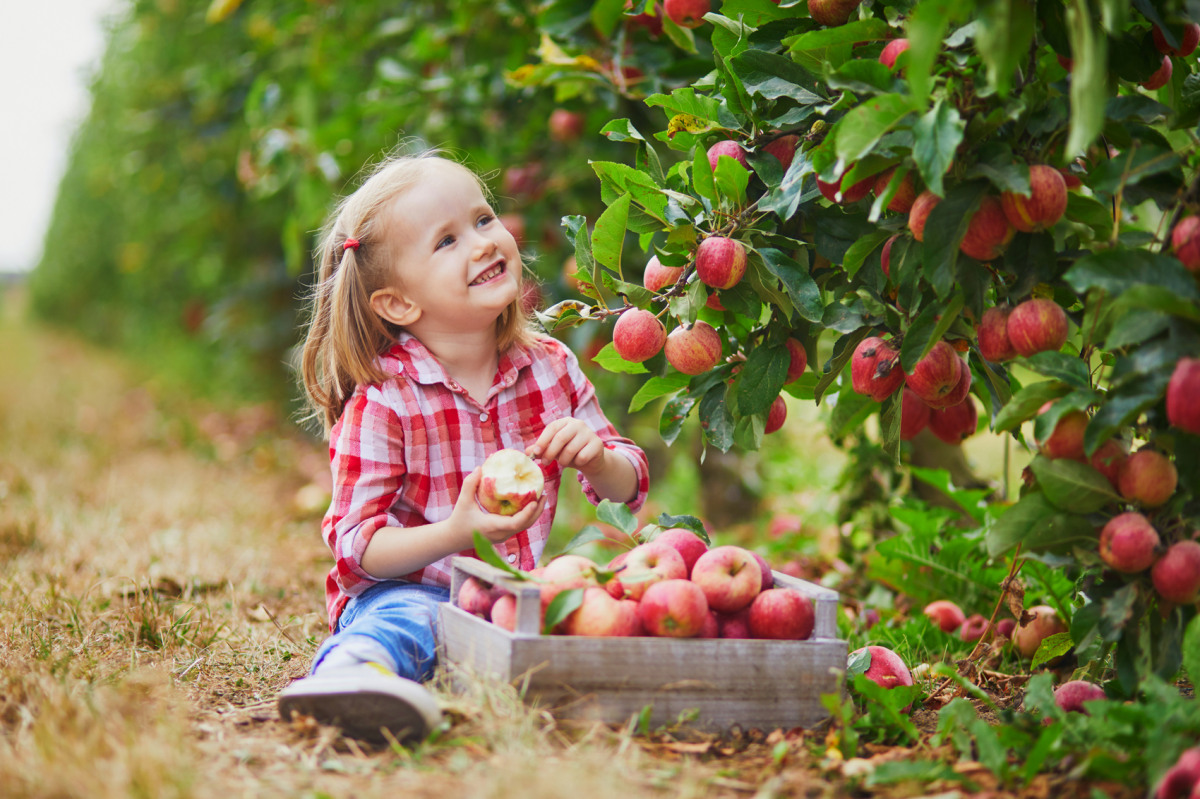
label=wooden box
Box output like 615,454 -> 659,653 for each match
438,556 -> 848,732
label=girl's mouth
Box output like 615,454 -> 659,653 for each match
469,261 -> 506,286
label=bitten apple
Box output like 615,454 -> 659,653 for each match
664,321 -> 723,375
477,449 -> 546,515
1014,605 -> 1068,659
690,545 -> 764,613
748,588 -> 815,640
612,308 -> 666,363
695,236 -> 748,289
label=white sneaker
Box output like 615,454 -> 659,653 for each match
278,662 -> 442,744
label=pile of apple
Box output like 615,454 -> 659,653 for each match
459,532 -> 817,640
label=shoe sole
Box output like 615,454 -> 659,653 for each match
279,675 -> 440,744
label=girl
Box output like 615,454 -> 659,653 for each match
277,150 -> 650,743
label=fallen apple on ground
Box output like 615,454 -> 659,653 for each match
923,599 -> 965,633
477,448 -> 545,516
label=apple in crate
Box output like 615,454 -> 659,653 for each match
748,588 -> 815,640
606,541 -> 686,600
690,545 -> 764,613
476,448 -> 545,515
561,587 -> 642,637
652,528 -> 708,576
638,579 -> 709,637
458,576 -> 506,620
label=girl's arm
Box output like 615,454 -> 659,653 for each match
527,418 -> 638,504
360,467 -> 546,579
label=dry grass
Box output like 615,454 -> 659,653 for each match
0,290 -> 841,799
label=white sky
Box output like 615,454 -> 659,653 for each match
0,0 -> 124,272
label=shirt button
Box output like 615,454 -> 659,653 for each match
507,553 -> 517,564
479,412 -> 489,422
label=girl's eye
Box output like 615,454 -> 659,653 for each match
477,214 -> 495,228
435,235 -> 454,250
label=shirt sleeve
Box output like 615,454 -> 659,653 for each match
322,386 -> 406,598
555,341 -> 650,513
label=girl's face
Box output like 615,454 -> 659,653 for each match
372,160 -> 521,336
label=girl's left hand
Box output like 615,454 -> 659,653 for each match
527,418 -> 605,474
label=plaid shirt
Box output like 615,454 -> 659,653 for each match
322,332 -> 649,628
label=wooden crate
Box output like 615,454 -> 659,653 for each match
438,556 -> 847,732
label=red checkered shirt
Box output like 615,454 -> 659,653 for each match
321,332 -> 650,628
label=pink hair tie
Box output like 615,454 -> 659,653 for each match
344,237 -> 360,251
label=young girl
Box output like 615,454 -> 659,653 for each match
278,150 -> 650,743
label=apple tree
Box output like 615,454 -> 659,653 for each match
526,0 -> 1200,691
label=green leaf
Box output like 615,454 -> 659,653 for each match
560,524 -> 615,553
1105,310 -> 1171,351
592,193 -> 631,273
974,0 -> 1037,97
1114,285 -> 1200,323
592,342 -> 649,375
732,49 -> 826,104
589,0 -> 627,38
1020,352 -> 1091,389
833,93 -> 918,166
912,100 -> 964,197
714,155 -> 750,207
993,381 -> 1071,433
698,383 -> 735,452
1031,631 -> 1075,670
759,248 -> 823,322
1183,614 -> 1200,690
759,149 -> 816,220
1029,455 -> 1119,513
1064,249 -> 1200,300
644,88 -> 723,123
842,230 -> 891,278
905,0 -> 966,103
900,294 -> 965,373
987,492 -> 1057,557
543,587 -> 585,634
692,148 -> 717,202
473,531 -> 523,578
596,498 -> 639,535
1063,0 -> 1109,157
660,394 -> 696,445
923,182 -> 988,298
629,373 -> 691,413
736,343 -> 789,417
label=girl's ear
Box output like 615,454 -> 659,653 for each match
370,288 -> 421,327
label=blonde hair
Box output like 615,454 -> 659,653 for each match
300,150 -> 538,435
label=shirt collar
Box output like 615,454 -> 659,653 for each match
384,331 -> 534,397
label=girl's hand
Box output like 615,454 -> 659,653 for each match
527,418 -> 606,475
452,467 -> 546,546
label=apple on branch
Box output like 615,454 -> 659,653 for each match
1171,217 -> 1200,272
1116,450 -> 1178,508
928,396 -> 978,444
1153,22 -> 1200,56
1036,404 -> 1088,461
664,321 -> 723,375
807,0 -> 861,27
900,387 -> 931,441
1099,512 -> 1162,574
1152,541 -> 1200,605
477,449 -> 545,515
695,236 -> 747,289
1167,357 -> 1200,433
851,336 -> 905,401
1000,165 -> 1068,233
706,139 -> 748,172
907,341 -> 966,409
643,255 -> 684,293
1007,298 -> 1069,357
612,307 -> 666,363
548,109 -> 585,143
976,305 -> 1017,363
765,395 -> 788,434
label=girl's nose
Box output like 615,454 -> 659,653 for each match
472,231 -> 498,259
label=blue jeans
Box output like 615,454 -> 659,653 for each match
312,581 -> 450,682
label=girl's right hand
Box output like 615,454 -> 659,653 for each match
453,467 -> 546,546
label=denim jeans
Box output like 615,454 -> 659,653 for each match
312,581 -> 450,682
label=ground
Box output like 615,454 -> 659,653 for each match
0,290 -> 1147,798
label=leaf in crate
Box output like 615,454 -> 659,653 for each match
654,512 -> 709,543
596,498 -> 640,536
1030,631 -> 1075,670
560,524 -> 616,554
473,531 -> 524,578
543,587 -> 585,635
1029,455 -> 1119,513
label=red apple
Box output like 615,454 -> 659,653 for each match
960,196 -> 1015,261
498,212 -> 527,244
784,338 -> 808,383
539,554 -> 601,612
1099,512 -> 1161,574
1000,165 -> 1068,233
1089,438 -> 1129,487
765,395 -> 788,434
807,0 -> 861,27
477,448 -> 546,515
459,576 -> 506,620
698,609 -> 720,638
652,528 -> 709,576
923,599 -> 966,632
818,172 -> 873,204
762,134 -> 800,172
717,608 -> 753,639
664,321 -> 723,375
881,233 -> 901,278
908,190 -> 942,242
490,593 -> 518,631
643,255 -> 684,292
695,236 -> 748,289
977,305 -> 1018,363
1171,216 -> 1200,272
705,292 -> 725,311
928,396 -> 978,444
996,618 -> 1017,639
664,0 -> 710,28
612,308 -> 666,363
690,545 -> 764,613
852,645 -> 914,689
879,38 -> 910,70
901,387 -> 932,441
960,613 -> 991,642
501,162 -> 544,199
626,1 -> 664,36
1054,680 -> 1106,714
638,578 -> 709,637
1153,23 -> 1200,56
1156,747 -> 1200,799
750,551 -> 774,592
1142,54 -> 1173,90
1117,450 -> 1178,508
1152,541 -> 1200,605
907,341 -> 964,408
1167,358 -> 1200,433
606,541 -> 687,601
873,166 -> 917,213
1037,407 -> 1088,461
562,587 -> 642,636
706,139 -> 748,172
548,109 -> 585,142
851,336 -> 905,402
1014,605 -> 1068,659
1007,298 -> 1069,357
748,588 -> 815,640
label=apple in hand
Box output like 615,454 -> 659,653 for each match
606,541 -> 687,601
695,236 -> 748,289
612,307 -> 666,363
638,578 -> 709,637
690,545 -> 764,613
748,588 -> 815,640
665,321 -> 723,375
477,449 -> 545,515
